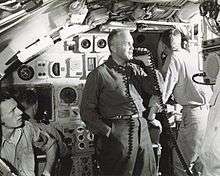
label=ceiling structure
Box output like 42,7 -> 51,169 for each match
85,0 -> 200,22
0,0 -> 203,54
0,0 -> 201,32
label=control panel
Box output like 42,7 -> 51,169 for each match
54,83 -> 84,123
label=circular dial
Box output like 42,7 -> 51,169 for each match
97,39 -> 107,48
60,87 -> 77,104
17,65 -> 34,81
81,39 -> 91,49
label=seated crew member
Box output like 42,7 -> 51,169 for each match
80,29 -> 163,176
0,91 -> 57,176
17,88 -> 68,159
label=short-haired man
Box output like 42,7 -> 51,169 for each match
80,29 -> 162,176
0,91 -> 57,176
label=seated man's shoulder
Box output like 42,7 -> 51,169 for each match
23,120 -> 35,130
21,121 -> 40,141
23,121 -> 48,138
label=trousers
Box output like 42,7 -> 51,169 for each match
200,90 -> 220,176
173,105 -> 209,176
96,117 -> 157,176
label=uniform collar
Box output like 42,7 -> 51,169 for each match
105,56 -> 132,75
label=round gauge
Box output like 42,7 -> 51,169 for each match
81,39 -> 91,49
60,87 -> 77,104
17,65 -> 34,81
97,39 -> 107,48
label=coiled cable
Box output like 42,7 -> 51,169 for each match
127,118 -> 135,160
124,64 -> 138,160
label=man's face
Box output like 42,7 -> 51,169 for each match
1,98 -> 23,129
111,31 -> 134,61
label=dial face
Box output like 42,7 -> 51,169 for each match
60,87 -> 77,104
81,39 -> 91,49
97,39 -> 107,48
17,65 -> 34,81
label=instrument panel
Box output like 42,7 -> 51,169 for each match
7,32 -> 110,85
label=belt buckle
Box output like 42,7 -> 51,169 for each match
132,114 -> 139,118
119,115 -> 128,119
114,114 -> 138,119
116,115 -> 130,119
115,115 -> 123,119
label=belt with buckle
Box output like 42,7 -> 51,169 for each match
111,114 -> 139,120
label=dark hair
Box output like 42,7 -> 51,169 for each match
0,91 -> 14,146
0,90 -> 14,104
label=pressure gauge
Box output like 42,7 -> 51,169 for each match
60,87 -> 77,104
17,65 -> 34,81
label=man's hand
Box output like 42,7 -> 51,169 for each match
190,157 -> 203,176
133,54 -> 152,67
149,119 -> 162,133
41,170 -> 51,176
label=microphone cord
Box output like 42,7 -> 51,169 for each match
124,64 -> 138,160
192,72 -> 215,85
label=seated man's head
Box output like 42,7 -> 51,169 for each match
18,88 -> 38,120
108,29 -> 134,63
0,91 -> 23,129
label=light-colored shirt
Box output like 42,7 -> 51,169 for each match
1,121 -> 54,176
162,49 -> 212,106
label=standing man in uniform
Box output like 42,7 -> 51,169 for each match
80,29 -> 162,176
